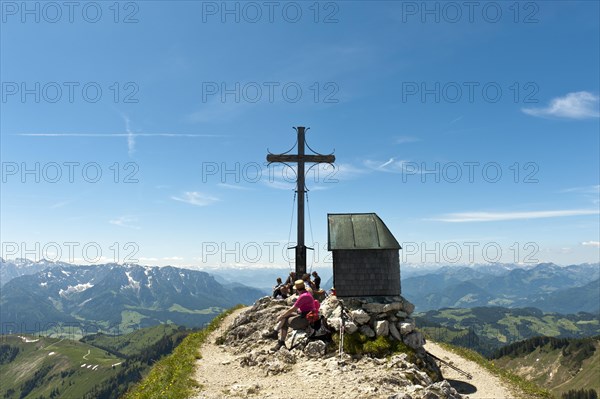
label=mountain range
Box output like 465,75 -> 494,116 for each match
0,258 -> 73,286
401,262 -> 600,313
0,262 -> 264,334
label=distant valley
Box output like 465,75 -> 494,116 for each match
415,306 -> 600,356
0,324 -> 189,399
491,336 -> 600,398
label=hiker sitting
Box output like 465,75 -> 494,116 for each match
272,277 -> 288,299
284,271 -> 296,294
271,279 -> 316,351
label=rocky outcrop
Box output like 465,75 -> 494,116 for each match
214,295 -> 460,398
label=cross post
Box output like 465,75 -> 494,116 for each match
266,126 -> 335,277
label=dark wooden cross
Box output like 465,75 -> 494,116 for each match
266,126 -> 335,277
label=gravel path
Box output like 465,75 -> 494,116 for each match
192,308 -> 524,399
424,342 -> 518,399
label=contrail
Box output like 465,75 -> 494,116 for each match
16,133 -> 224,137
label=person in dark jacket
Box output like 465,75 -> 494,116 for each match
311,271 -> 321,291
272,277 -> 288,298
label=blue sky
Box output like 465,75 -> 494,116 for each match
1,1 -> 599,269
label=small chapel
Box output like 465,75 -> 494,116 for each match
327,213 -> 402,298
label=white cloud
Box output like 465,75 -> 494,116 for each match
364,158 -> 413,173
217,183 -> 253,191
123,115 -> 135,157
18,133 -> 220,137
50,199 -> 74,209
171,191 -> 219,206
430,209 -> 600,223
109,216 -> 141,229
162,256 -> 184,261
395,136 -> 420,144
582,241 -> 600,247
560,185 -> 600,194
449,116 -> 463,125
522,91 -> 600,119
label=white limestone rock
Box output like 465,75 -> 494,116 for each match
351,309 -> 371,325
375,320 -> 389,337
345,321 -> 358,334
383,302 -> 403,313
319,296 -> 339,318
399,321 -> 415,335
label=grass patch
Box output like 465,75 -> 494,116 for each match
332,333 -> 414,358
122,305 -> 245,399
437,341 -> 553,399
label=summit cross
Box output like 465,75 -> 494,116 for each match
266,126 -> 335,277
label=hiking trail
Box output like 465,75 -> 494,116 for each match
192,307 -> 523,399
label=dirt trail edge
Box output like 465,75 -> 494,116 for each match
192,307 -> 523,399
424,342 -> 519,399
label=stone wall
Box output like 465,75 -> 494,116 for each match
319,295 -> 426,352
333,249 -> 401,297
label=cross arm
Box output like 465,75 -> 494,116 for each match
266,154 -> 335,164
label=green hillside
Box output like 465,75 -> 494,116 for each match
0,335 -> 123,399
416,307 -> 600,356
491,336 -> 600,398
81,324 -> 187,357
0,324 -> 192,399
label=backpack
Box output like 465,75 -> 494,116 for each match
305,310 -> 320,324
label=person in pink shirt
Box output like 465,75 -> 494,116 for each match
271,279 -> 316,351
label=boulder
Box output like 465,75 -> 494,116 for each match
304,340 -> 327,358
399,322 -> 415,335
375,320 -> 389,337
396,311 -> 409,319
351,309 -> 370,325
403,331 -> 425,350
402,299 -> 415,315
389,321 -> 402,341
383,302 -> 403,313
327,317 -> 341,331
345,321 -> 358,334
359,324 -> 376,338
319,296 -> 339,318
363,302 -> 385,314
328,317 -> 358,333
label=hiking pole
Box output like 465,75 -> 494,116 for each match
339,301 -> 346,361
426,350 -> 473,380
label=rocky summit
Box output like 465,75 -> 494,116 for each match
209,294 -> 464,399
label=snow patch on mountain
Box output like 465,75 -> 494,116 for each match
59,283 -> 93,297
122,271 -> 141,291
